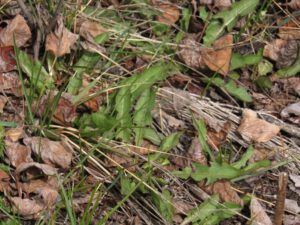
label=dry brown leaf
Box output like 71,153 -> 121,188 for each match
131,140 -> 158,155
0,72 -> 22,96
5,127 -> 24,142
156,3 -> 180,25
288,0 -> 300,10
35,187 -> 59,207
0,95 -> 7,113
0,14 -> 31,47
0,169 -> 10,192
0,46 -> 16,73
5,141 -> 32,167
290,174 -> 300,188
45,15 -> 78,57
35,91 -> 77,125
16,162 -> 57,177
10,197 -> 44,219
278,19 -> 300,40
263,39 -> 298,68
207,122 -> 231,148
178,35 -> 206,69
214,0 -> 232,9
21,177 -> 59,194
79,20 -> 106,39
202,180 -> 244,206
203,34 -> 233,75
285,199 -> 300,214
24,137 -> 73,169
250,198 -> 273,225
188,138 -> 208,165
281,101 -> 300,123
238,109 -> 280,143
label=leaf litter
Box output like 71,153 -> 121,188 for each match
0,1 -> 299,224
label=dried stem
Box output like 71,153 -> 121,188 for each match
274,172 -> 288,225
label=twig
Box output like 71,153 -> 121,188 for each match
274,172 -> 288,225
16,0 -> 35,27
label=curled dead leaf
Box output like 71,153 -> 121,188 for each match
250,198 -> 272,225
79,20 -> 106,39
0,14 -> 31,47
156,3 -> 180,26
10,197 -> 44,219
0,169 -> 10,192
278,18 -> 300,40
16,162 -> 57,177
34,91 -> 77,125
288,0 -> 300,10
5,127 -> 24,142
21,177 -> 59,194
0,95 -> 7,113
238,109 -> 280,143
178,35 -> 206,69
46,15 -> 78,57
214,0 -> 232,9
281,101 -> 300,124
24,137 -> 73,169
201,180 -> 244,206
35,187 -> 59,207
0,72 -> 22,96
5,141 -> 33,167
263,39 -> 298,68
0,46 -> 16,72
188,138 -> 207,165
203,34 -> 233,75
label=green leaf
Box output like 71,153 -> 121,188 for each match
91,112 -> 117,133
255,76 -> 272,90
180,7 -> 192,31
133,89 -> 156,145
199,6 -> 209,22
172,167 -> 192,179
115,87 -> 132,142
224,80 -> 252,102
68,52 -> 100,95
130,63 -> 173,99
203,0 -> 259,45
181,195 -> 219,225
276,49 -> 300,77
143,128 -> 162,145
193,119 -> 213,160
258,59 -> 273,76
191,162 -> 241,184
120,176 -> 136,196
152,189 -> 173,222
17,51 -> 54,93
160,132 -> 181,152
232,145 -> 254,169
242,159 -> 271,173
230,50 -> 263,70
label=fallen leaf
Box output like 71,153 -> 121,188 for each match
79,20 -> 106,39
238,109 -> 280,142
0,72 -> 22,96
156,3 -> 180,25
178,35 -> 206,69
5,127 -> 24,142
24,137 -> 73,169
0,169 -> 10,192
0,46 -> 16,72
45,15 -> 78,57
35,187 -> 59,207
16,162 -> 57,177
21,177 -> 59,194
188,137 -> 208,165
281,101 -> 300,124
34,91 -> 77,125
10,197 -> 44,219
131,140 -> 158,155
278,18 -> 300,40
203,34 -> 233,75
5,141 -> 33,167
273,77 -> 300,96
284,215 -> 300,225
290,174 -> 300,188
0,95 -> 7,113
263,39 -> 298,69
207,121 -> 231,148
250,198 -> 272,225
214,0 -> 232,9
201,180 -> 244,206
288,0 -> 300,9
248,148 -> 271,163
285,199 -> 300,214
0,14 -> 31,47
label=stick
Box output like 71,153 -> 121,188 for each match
274,172 -> 288,225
